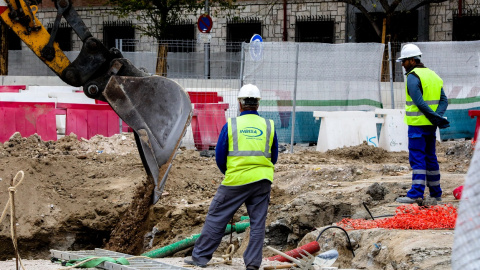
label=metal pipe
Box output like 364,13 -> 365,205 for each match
388,42 -> 394,109
239,43 -> 245,89
204,43 -> 210,79
204,0 -> 210,79
283,0 -> 287,41
238,43 -> 245,116
290,44 -> 299,153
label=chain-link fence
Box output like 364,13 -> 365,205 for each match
241,42 -> 385,144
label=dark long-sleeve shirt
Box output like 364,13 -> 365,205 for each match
215,110 -> 278,175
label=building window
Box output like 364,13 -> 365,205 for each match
453,10 -> 480,41
162,20 -> 195,53
355,11 -> 418,42
47,22 -> 73,51
103,21 -> 135,52
226,17 -> 262,52
295,15 -> 335,43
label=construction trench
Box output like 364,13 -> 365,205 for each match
0,133 -> 471,269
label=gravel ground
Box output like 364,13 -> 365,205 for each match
0,257 -> 280,270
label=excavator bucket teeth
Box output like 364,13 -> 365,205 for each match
102,75 -> 192,204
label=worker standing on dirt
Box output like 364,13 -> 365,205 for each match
184,84 -> 278,270
395,44 -> 450,204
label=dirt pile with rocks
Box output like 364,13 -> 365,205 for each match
0,133 -> 473,269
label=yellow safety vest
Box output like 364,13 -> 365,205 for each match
222,114 -> 275,186
405,67 -> 443,126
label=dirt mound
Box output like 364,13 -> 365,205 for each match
0,133 -> 470,269
326,142 -> 390,163
0,133 -> 145,260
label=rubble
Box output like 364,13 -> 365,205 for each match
0,134 -> 471,269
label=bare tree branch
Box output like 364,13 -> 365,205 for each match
378,0 -> 391,13
338,0 -> 383,37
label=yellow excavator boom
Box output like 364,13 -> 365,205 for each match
0,0 -> 70,75
0,0 -> 193,204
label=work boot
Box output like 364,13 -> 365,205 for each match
184,257 -> 206,268
434,197 -> 442,201
396,196 -> 418,204
246,266 -> 259,270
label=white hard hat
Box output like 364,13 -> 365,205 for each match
396,44 -> 422,62
238,84 -> 261,100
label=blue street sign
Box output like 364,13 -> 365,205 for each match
250,34 -> 263,61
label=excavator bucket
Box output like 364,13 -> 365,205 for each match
102,75 -> 192,204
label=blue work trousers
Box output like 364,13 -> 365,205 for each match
407,126 -> 442,199
192,180 -> 271,268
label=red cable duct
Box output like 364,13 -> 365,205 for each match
265,241 -> 320,262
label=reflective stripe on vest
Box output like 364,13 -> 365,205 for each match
405,68 -> 443,126
223,114 -> 275,186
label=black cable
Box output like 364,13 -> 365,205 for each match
363,202 -> 375,220
341,214 -> 395,218
315,225 -> 355,258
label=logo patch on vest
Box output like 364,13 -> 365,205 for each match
240,127 -> 263,137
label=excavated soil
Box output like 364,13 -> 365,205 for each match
0,133 -> 473,269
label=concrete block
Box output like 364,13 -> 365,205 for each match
313,111 -> 378,152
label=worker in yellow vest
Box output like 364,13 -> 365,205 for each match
185,84 -> 278,270
395,44 -> 450,204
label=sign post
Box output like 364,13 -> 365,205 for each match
198,11 -> 212,79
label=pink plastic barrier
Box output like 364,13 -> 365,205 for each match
0,85 -> 26,93
188,92 -> 223,103
191,103 -> 229,150
0,102 -> 57,142
56,103 -> 130,140
469,110 -> 480,147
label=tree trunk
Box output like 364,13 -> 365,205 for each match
156,44 -> 168,77
0,21 -> 8,75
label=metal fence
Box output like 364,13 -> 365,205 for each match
5,40 -> 480,145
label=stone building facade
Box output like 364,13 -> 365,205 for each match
10,0 -> 480,52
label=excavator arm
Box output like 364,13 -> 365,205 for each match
0,0 -> 193,204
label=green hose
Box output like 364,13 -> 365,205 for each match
142,222 -> 250,258
225,222 -> 250,234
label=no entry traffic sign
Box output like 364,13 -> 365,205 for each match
197,14 -> 213,33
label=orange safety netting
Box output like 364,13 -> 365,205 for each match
337,204 -> 457,230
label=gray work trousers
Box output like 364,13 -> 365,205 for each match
192,180 -> 272,268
